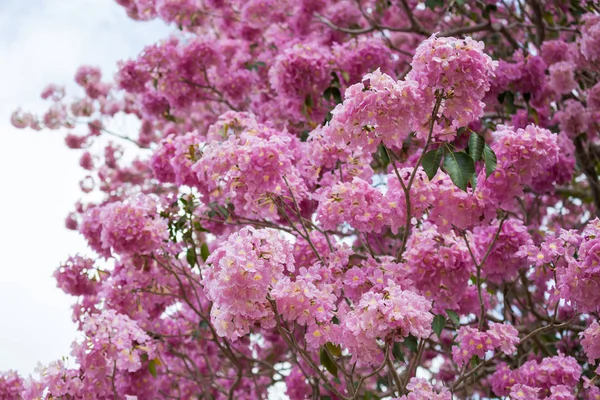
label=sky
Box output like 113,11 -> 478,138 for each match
0,0 -> 170,376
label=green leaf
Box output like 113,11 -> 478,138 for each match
432,314 -> 446,339
504,91 -> 516,114
186,248 -> 197,267
199,320 -> 210,329
245,61 -> 266,71
529,106 -> 540,125
446,309 -> 460,327
302,94 -> 314,118
324,87 -> 343,104
305,94 -> 314,108
468,133 -> 485,161
341,71 -> 350,83
392,342 -> 405,362
483,144 -> 497,178
470,173 -> 478,191
421,147 -> 445,180
443,151 -> 475,191
425,0 -> 443,9
200,243 -> 210,262
403,335 -> 418,352
148,358 -> 159,378
326,342 -> 342,357
320,347 -> 338,377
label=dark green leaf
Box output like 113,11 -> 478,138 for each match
186,248 -> 197,267
468,133 -> 485,161
421,147 -> 445,180
200,243 -> 210,262
148,358 -> 159,378
199,320 -> 210,329
392,342 -> 405,362
497,92 -> 506,104
432,314 -> 446,339
425,0 -> 443,9
320,347 -> 338,377
446,309 -> 460,327
443,151 -> 475,191
529,106 -> 540,125
175,215 -> 187,230
483,144 -> 497,178
324,87 -> 343,104
248,61 -> 266,71
164,111 -> 177,122
305,94 -> 314,108
504,91 -> 516,114
403,335 -> 418,352
470,173 -> 477,191
326,342 -> 342,357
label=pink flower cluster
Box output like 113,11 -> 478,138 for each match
408,35 -> 497,133
581,320 -> 600,363
269,42 -> 333,118
555,99 -> 590,139
384,167 -> 434,233
328,69 -> 426,152
342,256 -> 410,303
0,370 -> 24,399
474,219 -> 533,284
202,227 -> 295,340
81,309 -> 157,373
393,377 -> 451,400
404,222 -> 473,312
333,38 -> 394,85
548,61 -> 577,95
316,177 -> 387,233
427,173 -> 485,232
54,255 -> 99,296
580,14 -> 600,63
478,124 -> 559,208
192,120 -> 308,219
490,355 -> 581,398
271,267 -> 338,350
80,194 -> 168,256
452,323 -> 519,367
340,282 -> 432,364
555,220 -> 600,312
151,131 -> 203,187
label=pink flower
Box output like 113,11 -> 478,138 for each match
408,35 -> 497,134
202,227 -> 295,341
548,61 -> 577,95
328,69 -> 427,152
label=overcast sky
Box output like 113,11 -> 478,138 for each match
0,0 -> 170,376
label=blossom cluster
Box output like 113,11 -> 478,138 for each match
452,323 -> 519,367
7,1 -> 600,399
202,227 -> 295,340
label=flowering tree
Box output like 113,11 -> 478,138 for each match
4,0 -> 600,398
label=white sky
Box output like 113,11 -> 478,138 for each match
0,0 -> 170,376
